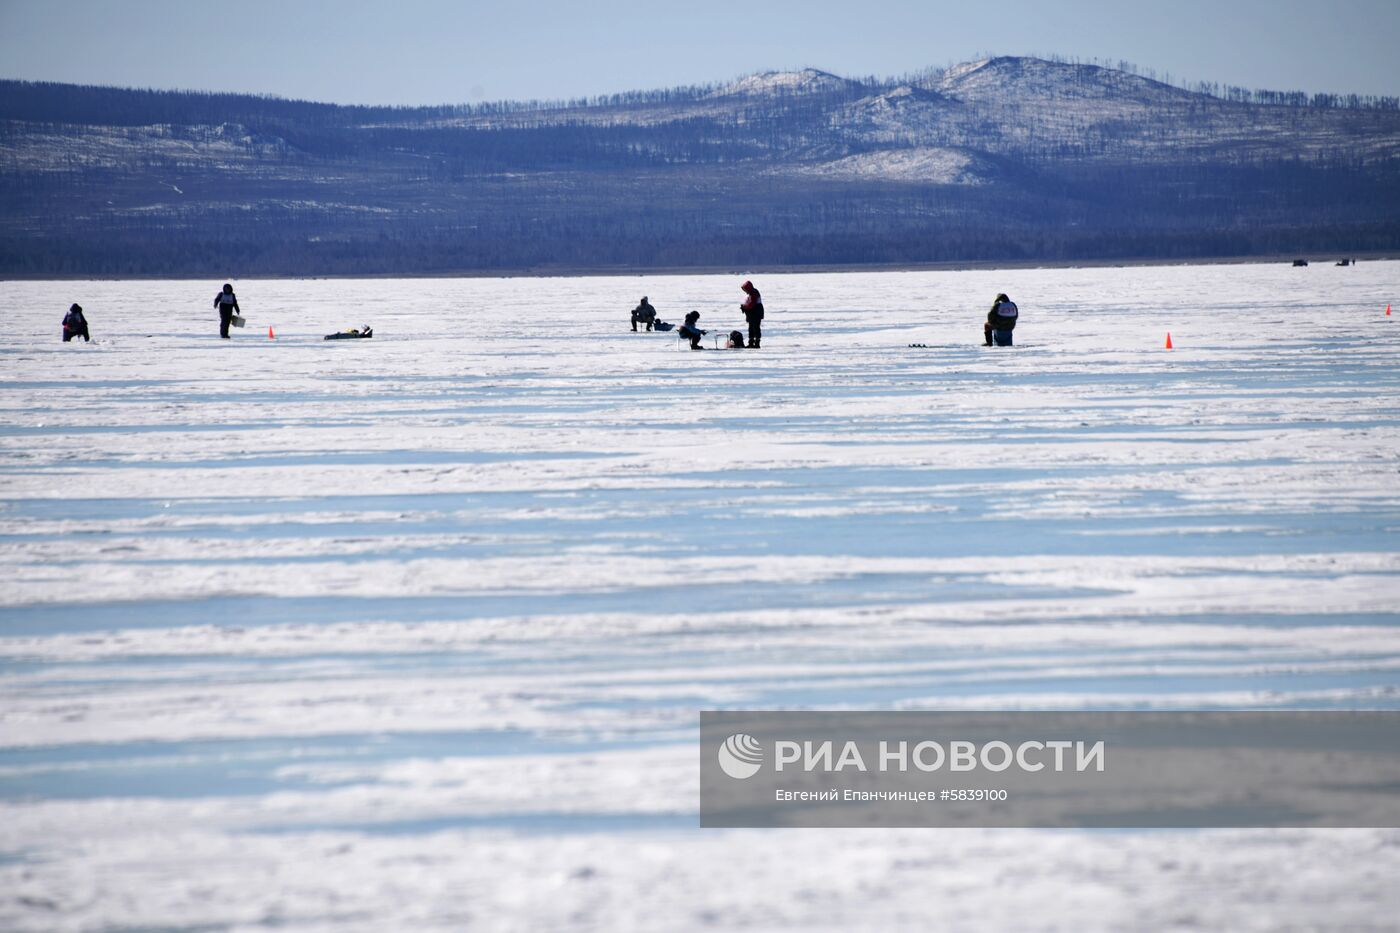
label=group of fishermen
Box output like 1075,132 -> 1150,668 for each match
628,283 -> 1020,349
61,281 -> 1020,348
631,280 -> 765,350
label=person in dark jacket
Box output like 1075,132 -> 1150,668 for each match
214,283 -> 240,339
678,311 -> 706,350
631,296 -> 657,332
740,280 -> 764,348
62,303 -> 90,342
985,293 -> 1019,347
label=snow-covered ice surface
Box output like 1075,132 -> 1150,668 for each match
2,262 -> 1399,930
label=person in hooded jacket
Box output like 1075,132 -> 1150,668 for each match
214,283 -> 241,339
985,293 -> 1019,347
62,303 -> 90,342
678,311 -> 706,350
740,280 -> 764,348
631,296 -> 657,332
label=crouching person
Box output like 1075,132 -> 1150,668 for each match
725,330 -> 746,349
62,303 -> 90,342
984,293 -> 1019,346
678,311 -> 706,350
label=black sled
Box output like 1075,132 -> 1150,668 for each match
325,326 -> 373,340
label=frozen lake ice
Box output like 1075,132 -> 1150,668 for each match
2,262 -> 1399,929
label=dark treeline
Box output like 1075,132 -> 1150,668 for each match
1206,86 -> 1398,110
6,159 -> 1396,276
10,220 -> 1392,277
0,75 -> 860,129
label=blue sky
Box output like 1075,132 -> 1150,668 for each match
1,0 -> 1396,105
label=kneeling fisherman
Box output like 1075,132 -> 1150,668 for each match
985,294 -> 1018,347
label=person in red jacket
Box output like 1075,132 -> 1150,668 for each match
740,280 -> 764,348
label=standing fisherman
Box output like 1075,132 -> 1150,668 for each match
740,280 -> 764,348
214,283 -> 240,339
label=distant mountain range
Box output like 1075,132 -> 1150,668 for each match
2,56 -> 1398,275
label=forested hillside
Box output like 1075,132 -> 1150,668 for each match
2,56 -> 1398,275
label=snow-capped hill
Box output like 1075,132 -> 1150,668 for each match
869,85 -> 948,106
712,69 -> 857,98
788,146 -> 990,184
939,55 -> 1200,104
938,58 -> 995,86
834,86 -> 957,146
848,84 -> 951,118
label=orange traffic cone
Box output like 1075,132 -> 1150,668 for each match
268,325 -> 276,339
1165,332 -> 1173,349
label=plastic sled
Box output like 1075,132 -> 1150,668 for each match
325,327 -> 373,340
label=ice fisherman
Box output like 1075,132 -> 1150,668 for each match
62,303 -> 90,343
725,329 -> 747,349
631,296 -> 657,332
985,293 -> 1019,347
679,311 -> 706,350
740,280 -> 764,348
214,283 -> 241,339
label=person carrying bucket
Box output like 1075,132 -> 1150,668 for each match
214,283 -> 241,339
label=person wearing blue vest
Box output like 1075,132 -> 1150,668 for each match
678,310 -> 706,350
984,293 -> 1019,346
